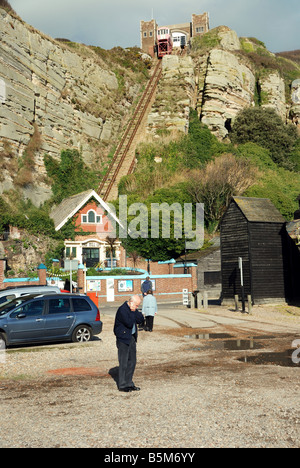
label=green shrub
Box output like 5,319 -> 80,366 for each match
230,107 -> 298,168
44,149 -> 99,204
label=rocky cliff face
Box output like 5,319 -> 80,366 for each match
147,55 -> 195,135
291,79 -> 300,125
0,8 -> 145,205
0,12 -> 299,207
147,27 -> 299,140
196,47 -> 256,138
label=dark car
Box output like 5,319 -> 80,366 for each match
0,294 -> 103,346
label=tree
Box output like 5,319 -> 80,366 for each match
230,107 -> 298,168
187,154 -> 258,231
127,250 -> 142,270
105,236 -> 118,270
119,187 -> 193,261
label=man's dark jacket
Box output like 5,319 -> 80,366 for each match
114,301 -> 144,345
141,279 -> 152,295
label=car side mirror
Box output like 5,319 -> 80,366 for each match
16,313 -> 26,319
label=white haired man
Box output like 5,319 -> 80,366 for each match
113,295 -> 144,392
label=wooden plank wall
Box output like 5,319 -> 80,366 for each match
220,202 -> 251,300
249,223 -> 286,301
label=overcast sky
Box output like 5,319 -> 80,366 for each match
9,0 -> 300,53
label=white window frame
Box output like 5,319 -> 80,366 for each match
81,210 -> 103,224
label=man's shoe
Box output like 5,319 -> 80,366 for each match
119,387 -> 133,392
130,386 -> 141,391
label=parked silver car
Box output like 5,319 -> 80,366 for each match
0,285 -> 62,307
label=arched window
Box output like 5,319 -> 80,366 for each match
88,210 -> 95,223
82,210 -> 102,224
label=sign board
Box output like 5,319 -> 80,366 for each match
183,288 -> 189,306
87,279 -> 101,292
106,278 -> 115,302
0,79 -> 6,104
64,259 -> 79,271
118,280 -> 133,292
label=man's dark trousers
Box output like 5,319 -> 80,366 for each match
117,336 -> 136,390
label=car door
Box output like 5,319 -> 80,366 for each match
44,297 -> 75,338
8,299 -> 46,343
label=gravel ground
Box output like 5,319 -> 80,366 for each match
0,306 -> 299,449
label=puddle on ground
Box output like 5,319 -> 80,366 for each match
185,334 -> 263,351
237,351 -> 299,368
184,333 -> 233,340
185,333 -> 300,367
191,339 -> 264,351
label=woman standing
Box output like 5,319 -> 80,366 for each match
142,290 -> 157,332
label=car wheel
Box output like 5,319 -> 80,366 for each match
72,325 -> 92,343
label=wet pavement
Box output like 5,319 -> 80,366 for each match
101,301 -> 300,369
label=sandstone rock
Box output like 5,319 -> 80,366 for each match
291,79 -> 300,127
200,49 -> 255,138
1,8 -> 298,202
147,55 -> 195,134
0,8 -> 140,205
260,72 -> 286,119
217,26 -> 241,51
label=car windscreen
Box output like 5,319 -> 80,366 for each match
0,295 -> 16,306
0,295 -> 39,316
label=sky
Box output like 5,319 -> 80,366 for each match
8,0 -> 300,53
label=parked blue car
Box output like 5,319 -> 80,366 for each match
0,294 -> 103,346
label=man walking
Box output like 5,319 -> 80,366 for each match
113,295 -> 144,392
141,276 -> 152,297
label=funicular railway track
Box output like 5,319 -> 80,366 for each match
97,60 -> 162,201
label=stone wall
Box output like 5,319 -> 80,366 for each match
85,273 -> 196,304
0,261 -> 47,290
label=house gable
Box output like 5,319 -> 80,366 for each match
50,189 -> 123,234
75,199 -> 112,236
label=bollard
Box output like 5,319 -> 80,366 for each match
197,292 -> 203,309
203,291 -> 208,309
247,295 -> 252,314
234,295 -> 239,312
